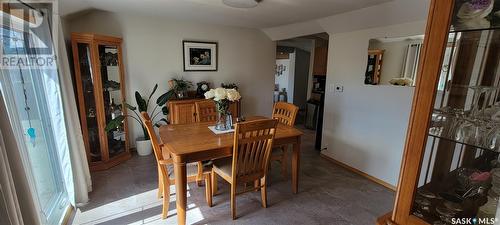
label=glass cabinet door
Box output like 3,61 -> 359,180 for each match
97,44 -> 127,158
412,0 -> 500,224
76,42 -> 102,162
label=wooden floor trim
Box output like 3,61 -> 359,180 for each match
320,152 -> 397,191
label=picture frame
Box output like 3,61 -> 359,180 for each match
183,41 -> 218,71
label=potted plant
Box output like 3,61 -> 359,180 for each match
105,84 -> 175,156
169,78 -> 193,99
204,87 -> 241,131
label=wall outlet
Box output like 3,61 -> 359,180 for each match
334,85 -> 344,92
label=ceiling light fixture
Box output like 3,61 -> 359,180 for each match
222,0 -> 262,9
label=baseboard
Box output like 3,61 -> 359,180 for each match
320,153 -> 396,191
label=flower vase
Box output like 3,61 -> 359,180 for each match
215,100 -> 231,131
215,112 -> 230,131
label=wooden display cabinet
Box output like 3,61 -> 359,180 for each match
378,0 -> 500,224
71,33 -> 130,171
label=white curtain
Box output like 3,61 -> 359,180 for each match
55,16 -> 92,206
0,93 -> 23,225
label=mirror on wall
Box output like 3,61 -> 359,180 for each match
365,35 -> 425,86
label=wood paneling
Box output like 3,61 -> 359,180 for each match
312,47 -> 328,76
169,98 -> 240,124
169,99 -> 197,125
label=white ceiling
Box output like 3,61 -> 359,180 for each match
60,0 -> 392,29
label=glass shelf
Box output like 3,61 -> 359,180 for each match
450,25 -> 500,33
428,133 -> 496,152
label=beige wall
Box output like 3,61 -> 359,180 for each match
261,0 -> 430,187
66,11 -> 276,144
321,21 -> 426,186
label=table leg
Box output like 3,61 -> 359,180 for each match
174,161 -> 187,225
291,137 -> 301,194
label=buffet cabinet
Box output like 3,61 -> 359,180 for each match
378,0 -> 500,224
168,98 -> 240,124
71,33 -> 130,171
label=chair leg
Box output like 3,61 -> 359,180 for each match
254,179 -> 260,191
197,161 -> 203,186
231,183 -> 237,220
211,171 -> 218,196
157,167 -> 163,198
205,174 -> 213,207
161,177 -> 170,219
260,177 -> 267,208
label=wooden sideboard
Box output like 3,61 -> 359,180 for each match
168,98 -> 240,124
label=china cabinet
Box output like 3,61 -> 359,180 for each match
71,33 -> 130,171
378,0 -> 500,224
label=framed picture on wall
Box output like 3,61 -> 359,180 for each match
183,41 -> 218,71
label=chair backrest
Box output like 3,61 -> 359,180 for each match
140,112 -> 169,180
231,119 -> 278,183
272,102 -> 299,126
195,100 -> 217,122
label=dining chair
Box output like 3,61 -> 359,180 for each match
140,112 -> 212,219
211,119 -> 278,219
195,100 -> 217,122
271,102 -> 299,178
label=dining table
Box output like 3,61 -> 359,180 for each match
159,116 -> 303,225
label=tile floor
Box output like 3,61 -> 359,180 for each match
70,128 -> 395,225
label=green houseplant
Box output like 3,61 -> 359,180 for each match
171,78 -> 193,99
105,84 -> 174,155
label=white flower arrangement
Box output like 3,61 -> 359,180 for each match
204,87 -> 241,115
204,88 -> 241,102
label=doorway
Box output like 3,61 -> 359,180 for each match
274,33 -> 329,149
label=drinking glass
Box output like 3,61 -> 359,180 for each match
485,124 -> 500,152
429,109 -> 446,136
469,86 -> 497,119
441,107 -> 466,139
455,118 -> 479,145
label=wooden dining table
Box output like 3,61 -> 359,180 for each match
159,116 -> 303,225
